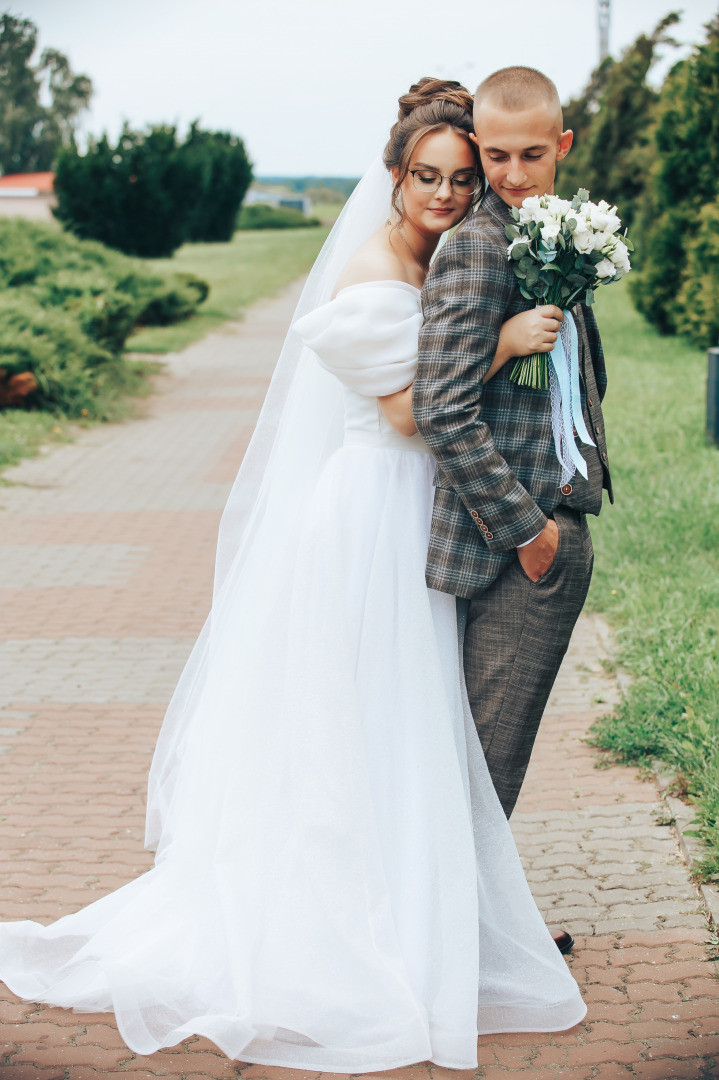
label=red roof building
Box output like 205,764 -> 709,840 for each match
0,172 -> 55,193
0,172 -> 56,220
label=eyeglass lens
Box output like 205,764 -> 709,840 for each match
411,170 -> 478,194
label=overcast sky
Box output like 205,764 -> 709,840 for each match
13,0 -> 719,176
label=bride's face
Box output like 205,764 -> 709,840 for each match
395,128 -> 478,238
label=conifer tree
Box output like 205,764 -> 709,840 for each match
558,14 -> 679,231
631,12 -> 719,342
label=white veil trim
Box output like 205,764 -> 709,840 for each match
145,159 -> 394,847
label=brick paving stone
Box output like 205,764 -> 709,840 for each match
1,281 -> 717,1078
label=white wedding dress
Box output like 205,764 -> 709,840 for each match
0,277 -> 585,1072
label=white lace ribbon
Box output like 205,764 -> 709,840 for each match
547,309 -> 595,486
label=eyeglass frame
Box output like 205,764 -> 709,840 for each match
408,168 -> 481,197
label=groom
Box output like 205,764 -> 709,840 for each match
413,66 -> 612,939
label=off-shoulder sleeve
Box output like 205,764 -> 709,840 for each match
292,281 -> 422,396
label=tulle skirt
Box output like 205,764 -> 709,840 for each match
0,444 -> 585,1071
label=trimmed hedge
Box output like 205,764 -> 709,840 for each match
237,203 -> 320,230
0,218 -> 208,417
54,123 -> 253,257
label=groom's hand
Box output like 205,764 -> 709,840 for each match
518,519 -> 559,582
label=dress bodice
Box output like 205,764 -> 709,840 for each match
293,281 -> 431,454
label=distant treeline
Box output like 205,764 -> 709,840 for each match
256,176 -> 359,201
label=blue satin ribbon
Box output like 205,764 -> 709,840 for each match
547,310 -> 596,481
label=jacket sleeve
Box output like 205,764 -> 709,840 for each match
579,302 -> 607,402
412,227 -> 547,552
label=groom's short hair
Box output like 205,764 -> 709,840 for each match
475,66 -> 562,120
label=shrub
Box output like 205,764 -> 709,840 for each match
0,291 -> 113,415
0,218 -> 208,417
182,124 -> 253,242
236,203 -> 320,230
674,199 -> 719,348
629,15 -> 719,338
54,122 -> 254,256
54,125 -> 204,257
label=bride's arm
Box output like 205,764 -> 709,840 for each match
379,305 -> 564,437
378,386 -> 417,437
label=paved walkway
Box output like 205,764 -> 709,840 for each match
0,283 -> 717,1080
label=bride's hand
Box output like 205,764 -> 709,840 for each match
484,306 -> 564,383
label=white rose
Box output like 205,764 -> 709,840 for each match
518,195 -> 543,223
590,202 -> 621,235
545,196 -> 571,220
610,239 -> 631,273
540,219 -> 561,241
568,214 -> 595,254
592,229 -> 611,251
595,257 -> 617,279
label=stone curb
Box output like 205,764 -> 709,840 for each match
657,776 -> 719,930
593,614 -> 719,930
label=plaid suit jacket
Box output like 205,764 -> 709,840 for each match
413,188 -> 612,599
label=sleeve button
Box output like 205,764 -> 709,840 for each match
485,532 -> 494,539
561,483 -> 573,495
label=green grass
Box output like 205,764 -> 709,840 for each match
127,226 -> 329,354
311,201 -> 345,225
587,277 -> 719,877
0,410 -> 73,474
0,357 -> 161,473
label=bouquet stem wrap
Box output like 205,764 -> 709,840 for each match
545,309 -> 595,486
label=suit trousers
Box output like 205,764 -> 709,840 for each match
457,506 -> 594,818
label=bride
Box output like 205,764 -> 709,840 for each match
0,78 -> 584,1071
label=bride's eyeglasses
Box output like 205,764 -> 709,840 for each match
409,169 -> 480,196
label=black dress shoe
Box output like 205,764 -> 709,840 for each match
551,928 -> 575,955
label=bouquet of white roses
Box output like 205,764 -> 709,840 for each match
505,189 -> 633,389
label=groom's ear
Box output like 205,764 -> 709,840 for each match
469,131 -> 479,147
556,129 -> 573,161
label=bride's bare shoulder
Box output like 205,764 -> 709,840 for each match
333,231 -> 411,297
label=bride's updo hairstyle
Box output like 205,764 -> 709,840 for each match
383,77 -> 482,221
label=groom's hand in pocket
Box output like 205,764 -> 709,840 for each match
518,519 -> 559,582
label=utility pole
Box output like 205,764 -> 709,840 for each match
598,0 -> 611,62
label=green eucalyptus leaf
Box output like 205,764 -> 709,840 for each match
585,287 -> 595,305
511,242 -> 529,260
505,224 -> 520,241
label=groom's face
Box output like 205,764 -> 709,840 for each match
472,101 -> 573,209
